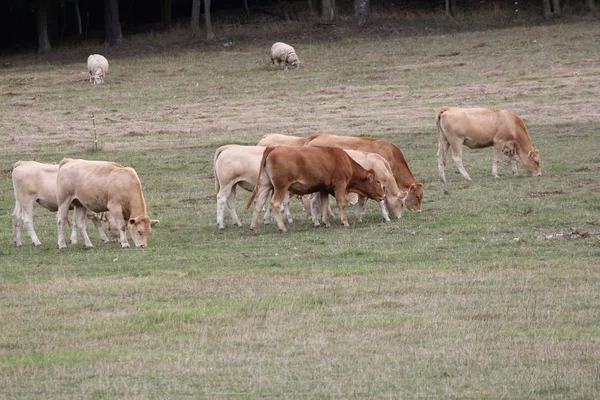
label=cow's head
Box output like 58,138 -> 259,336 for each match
363,169 -> 386,202
128,216 -> 159,248
404,182 -> 423,211
385,190 -> 410,219
523,148 -> 542,176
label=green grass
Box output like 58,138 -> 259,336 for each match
0,16 -> 599,399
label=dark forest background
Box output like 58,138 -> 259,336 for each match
1,0 -> 597,54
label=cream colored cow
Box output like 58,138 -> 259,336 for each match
56,158 -> 158,249
11,161 -> 116,247
436,107 -> 542,182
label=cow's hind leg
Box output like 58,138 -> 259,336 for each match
57,202 -> 71,249
216,183 -> 233,229
12,200 -> 25,247
282,192 -> 293,223
319,192 -> 331,228
74,206 -> 94,248
250,185 -> 272,234
270,189 -> 289,233
309,193 -> 321,227
450,142 -> 472,181
437,134 -> 451,183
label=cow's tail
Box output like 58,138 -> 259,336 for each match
244,146 -> 274,212
213,145 -> 232,194
436,107 -> 450,165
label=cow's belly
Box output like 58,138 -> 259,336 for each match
464,137 -> 493,149
288,181 -> 329,196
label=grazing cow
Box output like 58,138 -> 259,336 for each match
257,133 -> 309,147
344,150 -> 409,222
56,158 -> 158,249
11,161 -> 117,247
214,144 -> 293,229
436,106 -> 542,182
245,146 -> 385,234
307,133 -> 423,211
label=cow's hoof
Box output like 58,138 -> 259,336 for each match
121,243 -> 130,248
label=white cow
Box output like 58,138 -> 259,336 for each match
214,145 -> 293,229
56,158 -> 158,249
11,161 -> 116,247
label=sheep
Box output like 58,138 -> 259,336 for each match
270,42 -> 301,70
87,54 -> 109,84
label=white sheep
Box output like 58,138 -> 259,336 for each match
270,42 -> 301,70
87,54 -> 109,84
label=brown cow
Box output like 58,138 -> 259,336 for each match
436,106 -> 542,182
11,160 -> 118,247
245,146 -> 385,234
307,133 -> 423,211
56,158 -> 158,249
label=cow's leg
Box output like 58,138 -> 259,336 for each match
319,192 -> 331,228
70,212 -> 79,244
270,189 -> 289,233
12,201 -> 23,247
509,155 -> 518,176
88,214 -> 110,243
309,193 -> 321,227
333,190 -> 349,227
57,201 -> 71,249
250,185 -> 272,234
355,196 -> 366,222
216,183 -> 233,229
492,145 -> 502,179
226,185 -> 243,227
450,142 -> 472,181
300,195 -> 312,220
282,192 -> 293,223
74,206 -> 94,248
378,200 -> 391,222
107,204 -> 130,248
437,136 -> 451,182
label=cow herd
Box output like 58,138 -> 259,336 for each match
10,106 -> 541,249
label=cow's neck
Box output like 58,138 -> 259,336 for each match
127,191 -> 148,219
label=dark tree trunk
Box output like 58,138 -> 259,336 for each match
74,0 -> 82,35
321,0 -> 335,22
36,0 -> 52,54
542,0 -> 552,18
551,0 -> 561,16
191,0 -> 201,36
104,0 -> 123,46
354,0 -> 369,25
161,0 -> 173,27
243,0 -> 250,19
585,0 -> 596,11
204,0 -> 214,40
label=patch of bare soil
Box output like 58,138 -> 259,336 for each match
545,229 -> 600,240
530,190 -> 566,197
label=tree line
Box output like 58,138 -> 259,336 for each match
3,0 -> 597,54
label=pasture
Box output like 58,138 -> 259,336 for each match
1,18 -> 599,398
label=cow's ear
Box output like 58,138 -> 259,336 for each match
409,183 -> 417,193
150,219 -> 160,227
129,218 -> 136,226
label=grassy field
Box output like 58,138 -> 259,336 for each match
1,16 -> 599,399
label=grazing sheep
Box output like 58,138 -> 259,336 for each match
87,54 -> 109,84
270,42 -> 301,70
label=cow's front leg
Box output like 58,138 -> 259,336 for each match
282,192 -> 293,223
319,192 -> 331,228
108,205 -> 130,248
509,155 -> 518,176
378,200 -> 391,222
333,191 -> 349,227
492,145 -> 502,179
355,196 -> 367,222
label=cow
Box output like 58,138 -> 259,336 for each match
436,106 -> 542,182
11,160 -> 117,247
244,146 -> 385,234
306,133 -> 423,212
257,133 -> 309,147
56,158 -> 158,249
343,150 -> 409,222
214,144 -> 293,229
